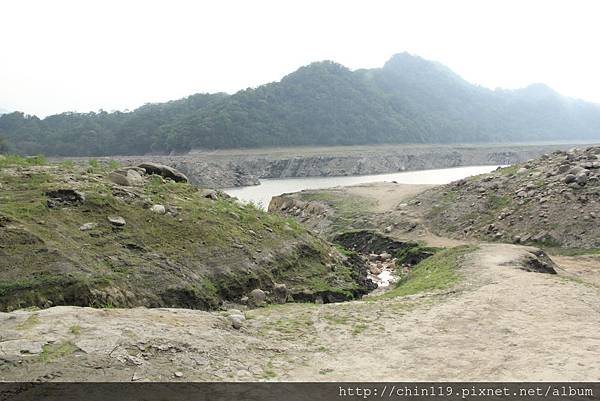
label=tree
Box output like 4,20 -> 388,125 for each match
0,136 -> 9,154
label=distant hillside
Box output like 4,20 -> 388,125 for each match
2,53 -> 600,156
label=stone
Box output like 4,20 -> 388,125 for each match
273,284 -> 288,303
108,169 -> 143,187
576,173 -> 588,186
107,216 -> 126,226
249,288 -> 266,307
45,189 -> 85,208
138,163 -> 188,183
563,174 -> 576,184
379,252 -> 392,261
79,222 -> 97,231
369,266 -> 382,275
204,190 -> 219,200
174,371 -> 183,378
150,204 -> 166,214
229,315 -> 245,329
383,225 -> 392,233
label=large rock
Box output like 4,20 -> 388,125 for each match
576,172 -> 588,186
273,283 -> 288,303
45,189 -> 85,208
108,169 -> 144,187
249,288 -> 266,307
138,163 -> 188,183
150,204 -> 166,214
107,216 -> 126,226
563,174 -> 576,184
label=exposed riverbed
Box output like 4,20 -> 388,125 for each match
224,165 -> 500,208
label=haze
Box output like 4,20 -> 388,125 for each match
2,0 -> 600,117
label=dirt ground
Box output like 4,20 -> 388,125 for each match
1,244 -> 598,382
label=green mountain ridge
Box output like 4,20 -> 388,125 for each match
2,52 -> 600,156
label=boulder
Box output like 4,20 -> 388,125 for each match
249,288 -> 266,307
138,163 -> 188,183
45,189 -> 85,208
564,174 -> 576,184
107,216 -> 126,226
273,283 -> 288,303
369,265 -> 382,275
203,190 -> 218,200
79,222 -> 97,231
229,315 -> 245,330
576,172 -> 588,186
108,169 -> 143,187
150,204 -> 166,214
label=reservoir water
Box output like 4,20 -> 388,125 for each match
224,165 -> 501,209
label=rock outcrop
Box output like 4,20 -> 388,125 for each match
55,143 -> 584,188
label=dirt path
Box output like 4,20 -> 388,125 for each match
1,244 -> 598,382
285,244 -> 600,381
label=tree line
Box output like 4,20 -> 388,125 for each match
2,53 -> 600,156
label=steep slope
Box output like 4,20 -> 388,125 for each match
0,156 -> 374,311
2,53 -> 600,156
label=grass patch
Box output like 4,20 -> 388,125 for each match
69,324 -> 81,335
261,361 -> 278,379
487,194 -> 512,210
497,164 -> 520,176
0,155 -> 47,168
0,158 -> 366,311
17,314 -> 40,330
351,323 -> 368,336
299,191 -> 376,233
39,342 -> 78,362
323,314 -> 349,325
376,245 -> 476,299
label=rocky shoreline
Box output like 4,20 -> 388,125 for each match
52,143 -> 595,188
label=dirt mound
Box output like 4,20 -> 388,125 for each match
412,146 -> 600,250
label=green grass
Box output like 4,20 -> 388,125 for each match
351,323 -> 368,336
0,154 -> 47,168
39,342 -> 78,362
0,159 -> 365,311
394,244 -> 440,266
376,245 -> 476,299
261,361 -> 278,379
487,194 -> 512,210
17,314 -> 40,330
497,164 -> 520,176
69,324 -> 81,335
299,191 -> 376,233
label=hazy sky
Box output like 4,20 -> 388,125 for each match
2,0 -> 600,117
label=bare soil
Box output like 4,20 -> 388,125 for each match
1,243 -> 598,382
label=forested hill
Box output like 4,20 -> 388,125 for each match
2,53 -> 600,156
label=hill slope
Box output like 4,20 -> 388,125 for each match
0,156 -> 374,311
2,53 -> 600,156
410,146 -> 600,249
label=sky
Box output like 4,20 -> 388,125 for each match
1,0 -> 600,117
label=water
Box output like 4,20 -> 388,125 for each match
223,165 -> 501,209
